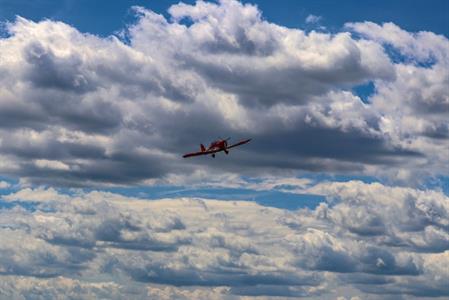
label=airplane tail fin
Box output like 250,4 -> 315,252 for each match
200,144 -> 206,152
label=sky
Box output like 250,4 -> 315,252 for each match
0,0 -> 448,299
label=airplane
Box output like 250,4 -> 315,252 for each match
183,138 -> 251,158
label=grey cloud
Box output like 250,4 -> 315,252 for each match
23,42 -> 96,93
18,152 -> 172,186
308,181 -> 449,254
0,230 -> 89,278
184,42 -> 385,108
165,121 -> 422,179
1,135 -> 106,160
250,125 -> 421,163
0,276 -> 136,300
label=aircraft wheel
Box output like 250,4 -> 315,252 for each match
212,154 -> 215,158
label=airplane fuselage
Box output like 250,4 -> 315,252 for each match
207,140 -> 229,157
208,140 -> 227,151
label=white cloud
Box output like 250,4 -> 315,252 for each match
305,14 -> 322,24
0,181 -> 448,298
345,22 -> 449,182
0,181 -> 10,189
35,159 -> 70,171
3,187 -> 72,202
345,21 -> 449,62
0,0 -> 447,187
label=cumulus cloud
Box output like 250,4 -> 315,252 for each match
346,21 -> 449,181
0,181 -> 448,298
0,0 -> 447,187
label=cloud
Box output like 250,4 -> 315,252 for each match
1,1 -> 447,299
0,0 -> 447,186
0,181 -> 10,189
0,181 -> 448,298
305,14 -> 322,24
346,22 -> 449,169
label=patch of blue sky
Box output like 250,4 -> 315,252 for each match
96,184 -> 324,210
0,200 -> 15,210
352,81 -> 375,104
0,172 -> 378,211
0,177 -> 23,210
0,177 -> 18,195
0,183 -> 325,211
299,171 -> 379,185
0,20 -> 9,38
255,190 -> 324,210
422,175 -> 449,195
2,173 -> 445,212
347,31 -> 438,69
0,178 -> 43,211
103,172 -> 380,209
0,199 -> 38,212
382,44 -> 438,67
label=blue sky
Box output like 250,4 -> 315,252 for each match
0,1 -> 448,298
1,0 -> 448,36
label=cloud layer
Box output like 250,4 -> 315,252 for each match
0,0 -> 447,186
0,180 -> 448,299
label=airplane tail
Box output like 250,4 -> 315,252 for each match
200,144 -> 206,152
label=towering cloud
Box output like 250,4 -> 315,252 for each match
0,0 -> 447,186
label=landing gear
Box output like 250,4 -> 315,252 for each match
224,150 -> 229,155
212,154 -> 216,158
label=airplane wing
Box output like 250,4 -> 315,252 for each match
227,138 -> 251,149
182,149 -> 222,158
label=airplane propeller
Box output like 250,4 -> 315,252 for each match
223,137 -> 230,147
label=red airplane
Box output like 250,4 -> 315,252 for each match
183,138 -> 251,158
